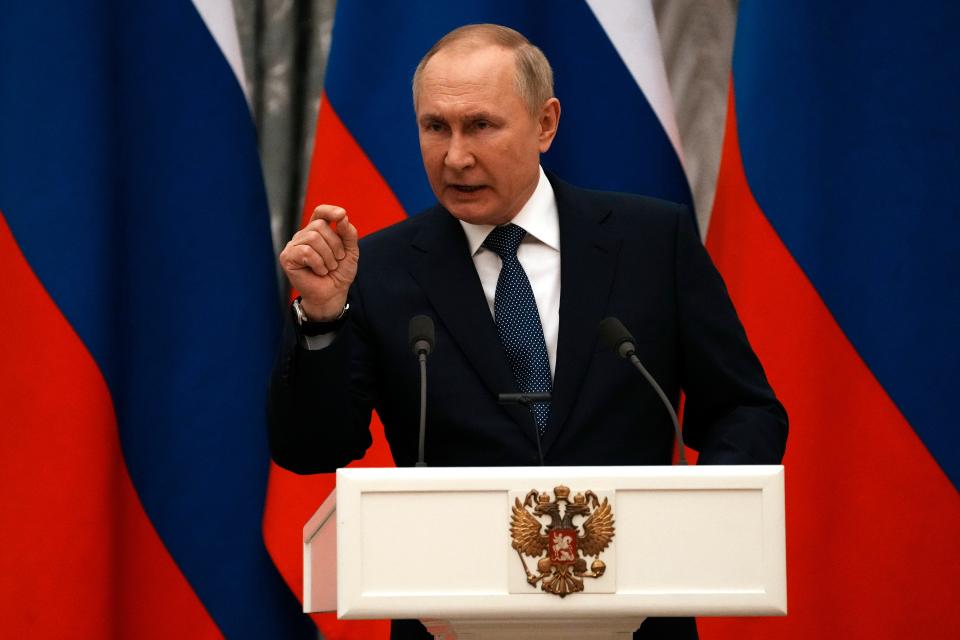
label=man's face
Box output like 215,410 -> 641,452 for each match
415,45 -> 559,226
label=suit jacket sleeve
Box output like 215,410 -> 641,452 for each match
267,283 -> 376,474
672,209 -> 788,464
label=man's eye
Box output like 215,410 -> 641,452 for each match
424,122 -> 444,132
475,120 -> 490,130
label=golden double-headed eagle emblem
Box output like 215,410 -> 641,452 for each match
510,485 -> 615,597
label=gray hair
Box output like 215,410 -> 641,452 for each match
412,23 -> 554,115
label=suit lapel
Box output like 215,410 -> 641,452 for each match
541,175 -> 621,454
408,209 -> 541,446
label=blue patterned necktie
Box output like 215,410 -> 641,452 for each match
483,223 -> 552,435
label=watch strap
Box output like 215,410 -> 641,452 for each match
292,297 -> 349,336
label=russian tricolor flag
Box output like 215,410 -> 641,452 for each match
1,2 -> 311,638
703,2 -> 959,638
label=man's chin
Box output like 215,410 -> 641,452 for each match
443,202 -> 501,226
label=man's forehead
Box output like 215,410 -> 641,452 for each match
421,42 -> 516,81
416,46 -> 520,111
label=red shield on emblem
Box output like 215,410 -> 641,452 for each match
548,528 -> 578,564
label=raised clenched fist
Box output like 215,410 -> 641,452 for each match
279,205 -> 359,321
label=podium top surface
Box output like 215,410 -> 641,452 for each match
334,464 -> 782,483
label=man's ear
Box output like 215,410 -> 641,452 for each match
538,98 -> 561,153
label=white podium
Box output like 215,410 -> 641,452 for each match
304,465 -> 786,639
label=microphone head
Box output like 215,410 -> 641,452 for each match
598,317 -> 636,359
408,314 -> 435,355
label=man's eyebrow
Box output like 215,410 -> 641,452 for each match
418,112 -> 445,124
417,111 -> 500,125
460,111 -> 498,122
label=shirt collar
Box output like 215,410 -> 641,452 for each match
459,166 -> 560,256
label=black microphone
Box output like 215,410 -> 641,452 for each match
408,315 -> 435,467
409,314 -> 435,356
599,317 -> 688,465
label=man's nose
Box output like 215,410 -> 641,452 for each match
444,132 -> 475,171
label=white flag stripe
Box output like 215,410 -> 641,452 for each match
585,0 -> 685,165
191,0 -> 251,103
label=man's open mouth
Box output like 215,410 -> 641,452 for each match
452,184 -> 483,192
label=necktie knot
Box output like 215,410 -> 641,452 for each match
483,223 -> 526,259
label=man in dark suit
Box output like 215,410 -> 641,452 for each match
269,24 -> 786,640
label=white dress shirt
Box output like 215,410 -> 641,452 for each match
458,166 -> 561,376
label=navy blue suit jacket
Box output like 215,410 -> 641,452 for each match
269,174 -> 787,472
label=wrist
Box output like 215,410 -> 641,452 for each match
292,297 -> 349,336
298,297 -> 348,323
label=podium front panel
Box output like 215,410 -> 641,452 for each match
320,465 -> 785,619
